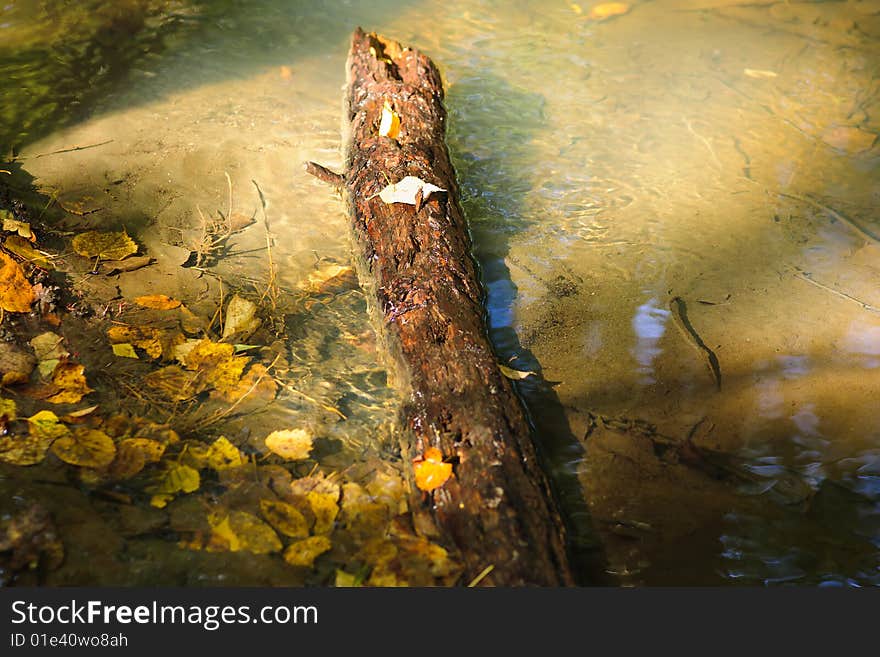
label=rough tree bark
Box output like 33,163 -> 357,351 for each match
308,27 -> 573,586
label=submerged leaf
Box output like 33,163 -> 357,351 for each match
3,235 -> 53,269
0,252 -> 34,313
265,428 -> 313,461
376,176 -> 445,206
111,343 -> 139,359
147,462 -> 200,507
205,436 -> 246,471
30,332 -> 68,378
0,410 -> 67,465
51,427 -> 116,468
414,447 -> 453,492
260,499 -> 310,538
307,491 -> 339,535
101,437 -> 166,480
2,214 -> 35,241
45,362 -> 93,404
207,510 -> 282,554
71,230 -> 138,261
134,294 -> 181,310
283,535 -> 332,568
222,294 -> 261,340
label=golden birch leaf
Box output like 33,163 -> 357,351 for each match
265,428 -> 313,461
260,499 -> 310,538
307,490 -> 339,535
379,99 -> 400,139
51,427 -> 116,468
0,252 -> 34,313
71,230 -> 138,260
377,176 -> 445,205
46,362 -> 93,404
0,397 -> 16,420
134,294 -> 181,310
111,343 -> 139,359
283,535 -> 332,568
205,436 -> 246,471
2,235 -> 53,269
207,510 -> 282,554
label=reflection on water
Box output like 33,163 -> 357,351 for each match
2,0 -> 880,585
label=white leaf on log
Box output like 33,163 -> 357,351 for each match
376,176 -> 445,205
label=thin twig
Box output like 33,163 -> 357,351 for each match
792,267 -> 880,315
26,139 -> 114,159
779,191 -> 880,247
252,179 -> 278,309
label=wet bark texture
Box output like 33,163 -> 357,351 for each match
328,28 -> 572,585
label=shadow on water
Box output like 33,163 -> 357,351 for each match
447,74 -> 610,584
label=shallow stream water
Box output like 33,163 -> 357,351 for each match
2,0 -> 879,586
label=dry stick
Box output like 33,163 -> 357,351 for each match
792,267 -> 880,315
304,161 -> 344,189
778,191 -> 880,247
26,139 -> 114,159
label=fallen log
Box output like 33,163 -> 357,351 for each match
307,28 -> 573,586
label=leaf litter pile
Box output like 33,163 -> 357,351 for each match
0,179 -> 461,586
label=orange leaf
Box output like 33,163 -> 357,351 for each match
0,252 -> 34,313
413,447 -> 452,492
134,294 -> 181,310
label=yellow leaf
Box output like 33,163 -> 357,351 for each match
0,397 -> 17,420
106,325 -> 174,360
334,570 -> 362,587
1,210 -> 35,241
204,355 -> 249,396
379,99 -> 400,139
283,535 -> 332,568
0,251 -> 34,313
205,436 -> 246,471
51,427 -> 116,468
414,447 -> 453,492
147,462 -> 200,503
570,3 -> 583,14
210,362 -> 277,405
134,294 -> 181,310
498,363 -> 535,380
100,437 -> 165,480
307,490 -> 339,535
207,510 -> 282,554
260,499 -> 310,538
45,362 -> 93,404
0,410 -> 66,465
111,343 -> 139,358
143,365 -> 206,401
71,230 -> 138,261
265,428 -> 313,461
2,235 -> 53,269
588,2 -> 630,20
